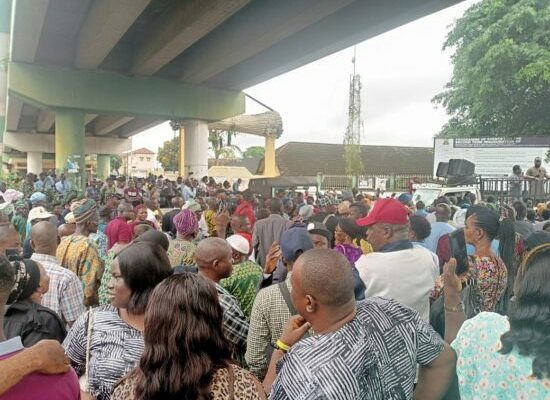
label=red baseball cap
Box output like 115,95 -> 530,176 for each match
356,198 -> 409,227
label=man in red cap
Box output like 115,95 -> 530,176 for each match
355,198 -> 439,322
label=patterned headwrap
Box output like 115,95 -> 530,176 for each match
73,199 -> 97,224
173,209 -> 198,236
7,259 -> 40,304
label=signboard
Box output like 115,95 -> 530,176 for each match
433,136 -> 550,177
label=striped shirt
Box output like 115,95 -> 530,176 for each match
270,298 -> 445,400
63,305 -> 144,400
30,253 -> 85,325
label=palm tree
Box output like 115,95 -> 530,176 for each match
208,129 -> 242,165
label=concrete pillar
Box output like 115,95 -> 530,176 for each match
264,135 -> 278,177
26,151 -> 43,174
55,109 -> 85,188
97,154 -> 110,180
178,126 -> 185,177
182,119 -> 208,179
0,1 -> 11,169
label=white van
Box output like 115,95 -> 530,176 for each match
412,184 -> 482,206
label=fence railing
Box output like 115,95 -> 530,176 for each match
479,177 -> 550,203
320,174 -> 433,192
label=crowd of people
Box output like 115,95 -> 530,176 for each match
0,170 -> 548,399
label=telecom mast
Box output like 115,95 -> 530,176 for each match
343,47 -> 364,178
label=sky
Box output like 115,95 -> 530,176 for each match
132,0 -> 479,156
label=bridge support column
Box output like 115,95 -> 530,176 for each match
55,109 -> 85,189
26,151 -> 43,174
264,135 -> 277,177
178,126 -> 185,177
183,120 -> 208,179
97,154 -> 111,180
0,1 -> 11,170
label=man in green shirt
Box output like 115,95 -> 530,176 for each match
220,234 -> 262,320
10,200 -> 28,241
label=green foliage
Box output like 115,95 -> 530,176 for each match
545,148 -> 550,163
110,155 -> 122,174
243,146 -> 265,158
343,144 -> 364,177
157,137 -> 179,171
209,130 -> 242,165
433,0 -> 550,137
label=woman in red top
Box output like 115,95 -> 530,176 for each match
128,205 -> 155,237
124,180 -> 142,207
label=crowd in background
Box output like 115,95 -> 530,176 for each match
0,169 -> 548,399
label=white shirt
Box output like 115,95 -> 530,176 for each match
356,247 -> 439,322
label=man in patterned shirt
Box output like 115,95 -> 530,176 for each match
264,249 -> 456,399
30,221 -> 84,326
56,199 -> 103,307
220,234 -> 262,319
195,237 -> 249,354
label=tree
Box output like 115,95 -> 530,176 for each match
110,155 -> 122,175
157,137 -> 179,171
433,0 -> 549,138
243,146 -> 265,158
208,130 -> 242,165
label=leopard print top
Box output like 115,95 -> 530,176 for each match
111,364 -> 267,400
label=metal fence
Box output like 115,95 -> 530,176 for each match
479,178 -> 550,204
320,174 -> 433,192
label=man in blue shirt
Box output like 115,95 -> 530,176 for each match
424,203 -> 456,253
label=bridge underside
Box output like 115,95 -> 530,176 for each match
0,0 -> 461,181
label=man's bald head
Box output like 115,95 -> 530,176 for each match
195,237 -> 233,281
294,249 -> 355,307
195,237 -> 232,268
30,221 -> 59,254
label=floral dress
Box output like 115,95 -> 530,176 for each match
431,255 -> 507,312
452,312 -> 550,399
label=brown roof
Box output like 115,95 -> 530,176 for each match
257,141 -> 433,176
131,148 -> 155,155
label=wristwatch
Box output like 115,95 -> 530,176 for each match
444,301 -> 464,313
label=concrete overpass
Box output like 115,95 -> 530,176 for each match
0,0 -> 461,185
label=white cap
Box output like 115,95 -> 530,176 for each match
226,234 -> 250,255
28,206 -> 54,223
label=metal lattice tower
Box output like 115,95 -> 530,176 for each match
343,47 -> 364,176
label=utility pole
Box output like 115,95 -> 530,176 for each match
343,46 -> 364,184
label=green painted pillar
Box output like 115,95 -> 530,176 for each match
97,154 -> 110,180
55,109 -> 85,190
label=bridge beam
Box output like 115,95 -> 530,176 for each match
8,62 -> 245,121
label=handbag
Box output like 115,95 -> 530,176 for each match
79,308 -> 95,399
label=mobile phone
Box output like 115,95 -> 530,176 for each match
449,229 -> 468,275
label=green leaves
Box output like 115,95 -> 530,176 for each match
157,138 -> 179,171
434,0 -> 550,137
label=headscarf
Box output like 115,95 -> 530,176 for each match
182,199 -> 201,213
29,192 -> 47,204
7,259 -> 40,304
173,209 -> 198,237
2,190 -> 24,204
73,199 -> 97,224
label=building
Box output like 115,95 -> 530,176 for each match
122,148 -> 156,178
257,142 -> 433,175
256,141 -> 434,191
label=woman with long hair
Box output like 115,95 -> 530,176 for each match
63,241 -> 172,400
112,273 -> 266,400
443,242 -> 550,398
431,205 -> 513,314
